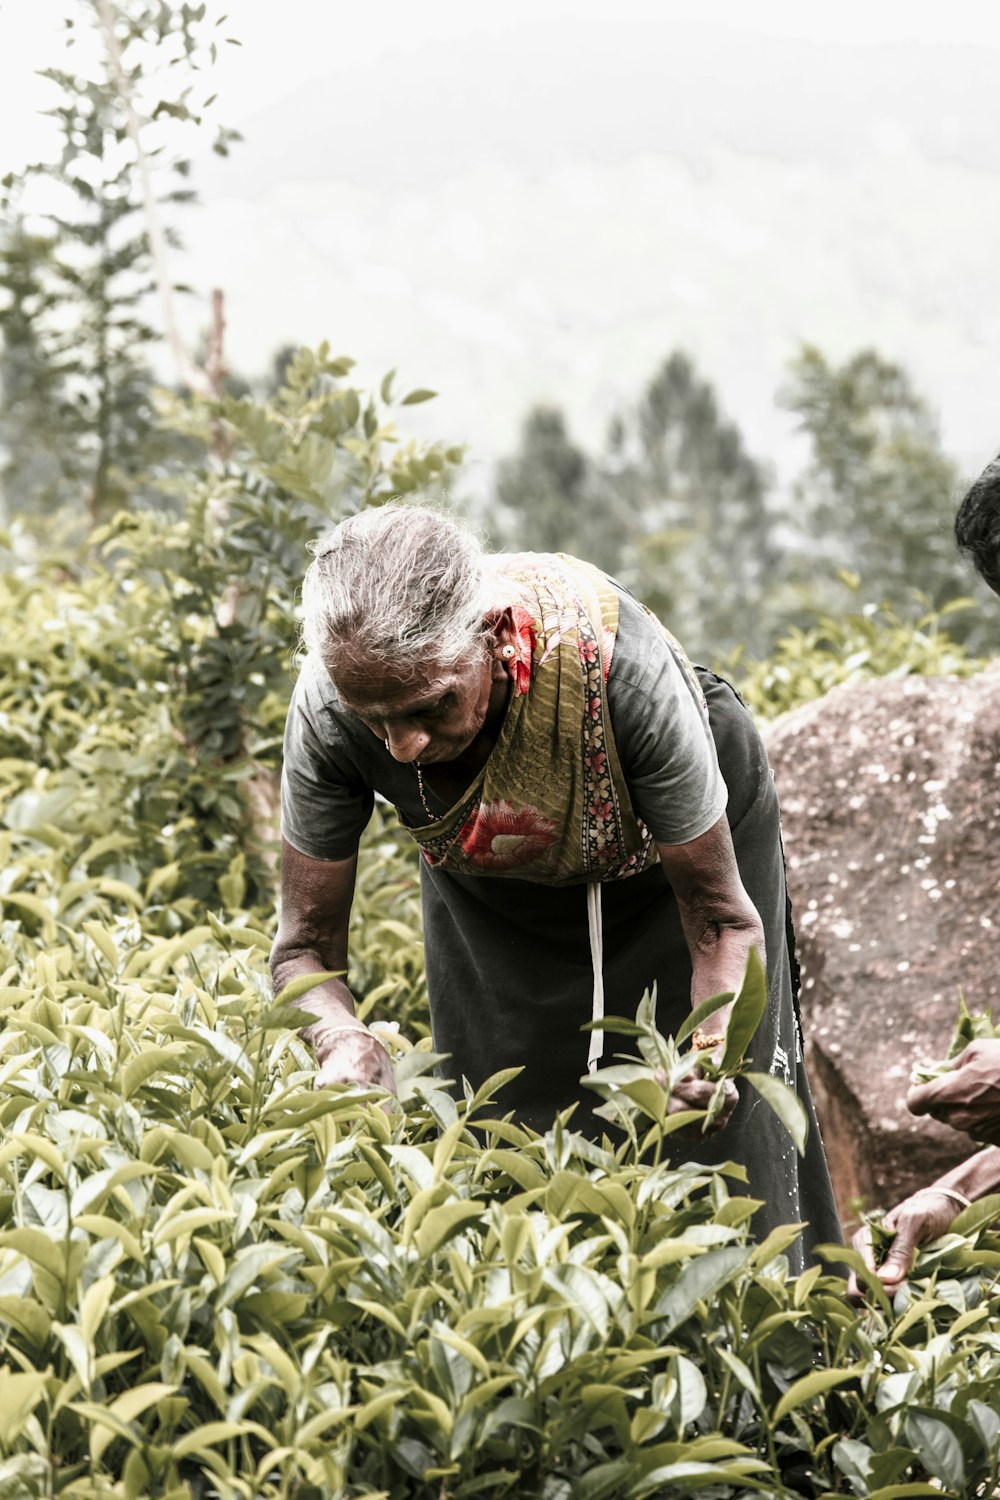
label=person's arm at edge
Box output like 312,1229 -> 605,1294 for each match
907,1038 -> 1000,1143
655,814 -> 766,1130
849,1145 -> 1000,1299
271,838 -> 396,1093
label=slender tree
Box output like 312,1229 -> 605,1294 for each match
779,345 -> 972,622
494,405 -> 631,573
0,0 -> 239,521
610,351 -> 777,656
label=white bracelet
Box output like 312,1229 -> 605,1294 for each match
315,1022 -> 390,1054
911,1186 -> 972,1211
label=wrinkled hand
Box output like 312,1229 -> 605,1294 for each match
655,1064 -> 739,1136
907,1039 -> 1000,1143
313,1023 -> 397,1095
847,1190 -> 959,1301
673,1072 -> 739,1134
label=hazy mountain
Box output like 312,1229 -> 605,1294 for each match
179,16 -> 1000,493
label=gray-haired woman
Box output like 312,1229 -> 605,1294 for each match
272,505 -> 841,1268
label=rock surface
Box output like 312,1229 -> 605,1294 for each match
764,663 -> 1000,1221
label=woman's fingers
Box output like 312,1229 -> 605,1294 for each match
908,1040 -> 1000,1140
668,1074 -> 739,1133
847,1192 -> 961,1301
314,1029 -> 398,1094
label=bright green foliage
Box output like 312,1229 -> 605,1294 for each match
730,582 -> 987,723
1,915 -> 1000,1495
912,994 -> 997,1084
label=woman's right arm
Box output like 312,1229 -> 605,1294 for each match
270,838 -> 396,1093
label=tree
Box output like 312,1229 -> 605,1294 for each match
0,0 -> 239,522
779,345 -> 973,623
494,405 -> 629,571
609,351 -> 777,657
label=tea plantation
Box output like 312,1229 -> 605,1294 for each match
0,360 -> 998,1497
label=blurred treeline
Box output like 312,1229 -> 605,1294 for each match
1,0 -> 994,669
487,349 -> 993,661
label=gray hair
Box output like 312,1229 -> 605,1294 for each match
302,505 -> 504,675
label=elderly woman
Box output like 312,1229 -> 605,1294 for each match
272,505 -> 841,1266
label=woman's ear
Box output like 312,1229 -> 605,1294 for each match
483,606 -> 516,654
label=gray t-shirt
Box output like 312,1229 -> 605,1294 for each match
280,586 -> 727,861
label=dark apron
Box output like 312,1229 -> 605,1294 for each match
421,670 -> 842,1268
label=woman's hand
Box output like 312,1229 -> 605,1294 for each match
847,1189 -> 960,1300
312,1021 -> 398,1094
666,1070 -> 739,1133
907,1039 -> 1000,1143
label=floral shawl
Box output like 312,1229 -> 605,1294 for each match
406,553 -> 693,886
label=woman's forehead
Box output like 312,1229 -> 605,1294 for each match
331,656 -> 472,716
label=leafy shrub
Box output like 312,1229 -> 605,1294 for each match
730,586 -> 987,722
4,348 -> 1000,1497
1,916 -> 1000,1497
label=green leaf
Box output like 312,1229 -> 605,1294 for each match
904,1412 -> 965,1491
742,1071 -> 809,1153
170,1420 -> 263,1458
773,1366 -> 863,1422
656,1247 -> 753,1333
0,1372 -> 49,1446
401,388 -> 437,405
122,1043 -> 190,1097
675,989 -> 736,1047
215,1244 -> 292,1310
0,1296 -> 51,1348
273,971 -> 342,1005
721,946 -> 768,1070
949,1193 -> 1000,1237
82,920 -> 119,969
413,1200 -> 484,1258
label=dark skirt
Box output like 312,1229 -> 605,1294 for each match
421,670 -> 842,1268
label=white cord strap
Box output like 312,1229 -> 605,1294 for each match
587,882 -> 605,1073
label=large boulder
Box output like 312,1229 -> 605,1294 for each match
763,663 -> 1000,1220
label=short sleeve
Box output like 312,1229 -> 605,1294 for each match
608,591 -> 728,845
280,656 -> 375,860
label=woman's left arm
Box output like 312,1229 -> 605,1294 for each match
654,815 -> 765,1132
656,813 -> 766,1028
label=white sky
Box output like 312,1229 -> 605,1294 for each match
4,0 -> 1000,156
3,0 -> 1000,490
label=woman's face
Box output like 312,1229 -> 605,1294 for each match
331,647 -> 503,764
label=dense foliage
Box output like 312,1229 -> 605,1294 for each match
0,350 -> 997,1493
3,900 -> 1000,1498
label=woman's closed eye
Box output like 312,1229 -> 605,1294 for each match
413,693 -> 453,724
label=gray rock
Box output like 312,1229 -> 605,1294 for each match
763,663 -> 1000,1219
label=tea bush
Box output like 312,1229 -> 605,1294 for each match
2,350 -> 1000,1495
730,587 -> 986,723
1,914 -> 1000,1497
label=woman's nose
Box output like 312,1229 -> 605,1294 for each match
385,724 -> 430,762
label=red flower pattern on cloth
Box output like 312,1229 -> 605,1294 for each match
457,799 -> 557,870
507,606 -> 536,695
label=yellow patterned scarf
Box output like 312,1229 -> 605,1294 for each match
406,554 -> 667,885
